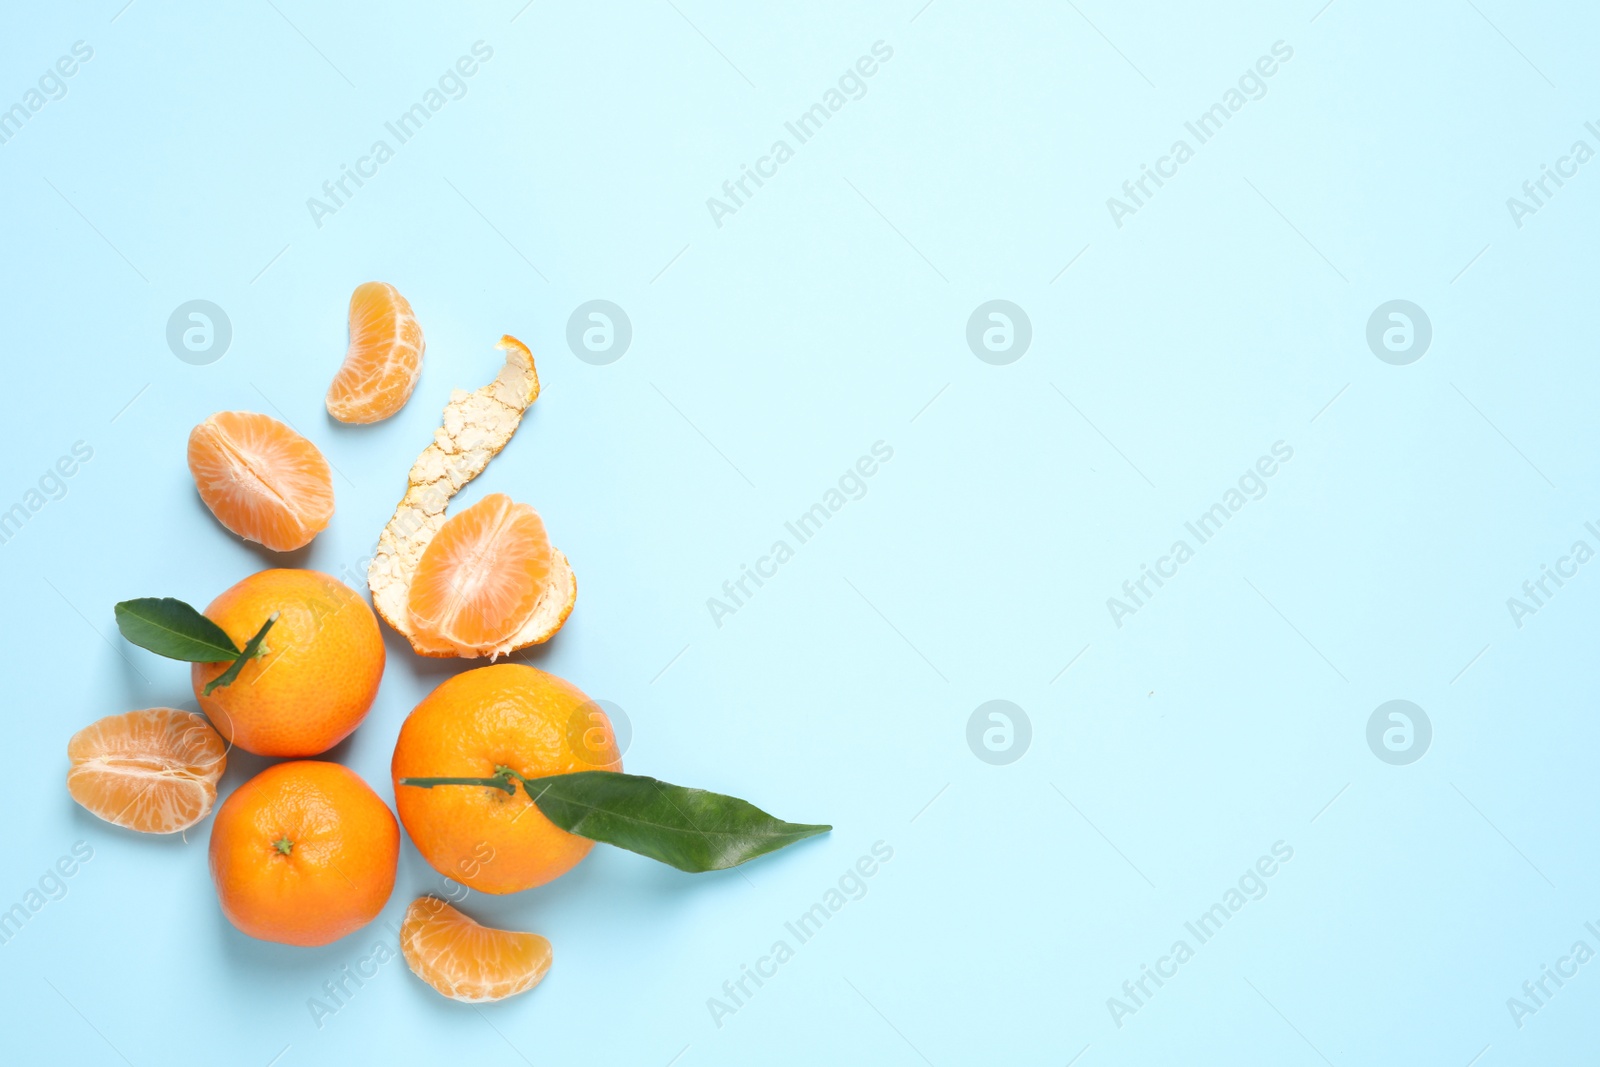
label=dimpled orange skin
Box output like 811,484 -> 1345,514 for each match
193,570 -> 384,757
391,664 -> 621,894
209,761 -> 399,947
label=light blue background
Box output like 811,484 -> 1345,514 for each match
2,1 -> 1597,1063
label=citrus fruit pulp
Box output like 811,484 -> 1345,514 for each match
400,896 -> 552,1002
187,410 -> 334,552
66,708 -> 226,834
407,493 -> 557,658
326,281 -> 424,424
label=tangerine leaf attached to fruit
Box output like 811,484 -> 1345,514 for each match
521,771 -> 831,872
400,767 -> 832,873
115,597 -> 242,662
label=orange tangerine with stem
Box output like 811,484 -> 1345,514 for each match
193,569 -> 384,757
209,760 -> 399,946
391,663 -> 620,893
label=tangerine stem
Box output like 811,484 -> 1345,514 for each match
495,766 -> 550,801
398,774 -> 517,794
201,613 -> 278,697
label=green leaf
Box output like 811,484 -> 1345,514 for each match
202,613 -> 277,696
115,598 -> 241,662
520,770 -> 831,872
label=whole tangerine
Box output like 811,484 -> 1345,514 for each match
209,760 -> 399,946
391,663 -> 621,894
193,569 -> 384,757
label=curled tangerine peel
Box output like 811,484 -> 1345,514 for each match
326,281 -> 425,424
66,708 -> 226,834
407,493 -> 556,659
187,411 -> 334,552
400,897 -> 552,1002
368,336 -> 575,658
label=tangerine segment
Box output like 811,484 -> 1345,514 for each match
188,411 -> 335,552
326,282 -> 425,424
209,761 -> 399,947
391,664 -> 621,894
66,709 -> 226,834
407,493 -> 554,658
400,897 -> 552,1003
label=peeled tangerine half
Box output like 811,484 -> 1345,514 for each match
188,411 -> 335,552
408,493 -> 560,658
368,336 -> 575,658
326,281 -> 425,424
67,709 -> 226,834
401,897 -> 552,1003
